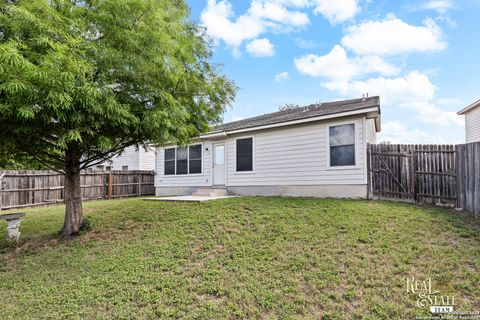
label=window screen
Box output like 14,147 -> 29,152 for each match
236,138 -> 253,171
189,145 -> 202,174
164,148 -> 175,175
176,147 -> 188,175
164,145 -> 202,175
122,165 -> 128,171
329,124 -> 355,166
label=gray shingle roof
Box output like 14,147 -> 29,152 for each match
218,96 -> 380,132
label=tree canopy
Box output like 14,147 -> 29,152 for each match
0,0 -> 236,170
0,0 -> 236,236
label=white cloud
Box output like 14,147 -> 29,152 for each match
249,1 -> 310,27
322,71 -> 463,127
435,15 -> 457,28
409,0 -> 454,14
294,45 -> 399,81
200,0 -> 264,49
274,71 -> 289,82
200,0 -> 309,56
256,0 -> 360,24
379,121 -> 461,144
405,1 -> 457,28
200,0 -> 365,56
268,0 -> 311,7
313,0 -> 360,24
323,71 -> 435,101
341,17 -> 447,55
246,38 -> 275,57
295,38 -> 321,49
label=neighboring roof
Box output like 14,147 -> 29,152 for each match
458,99 -> 480,115
204,96 -> 380,137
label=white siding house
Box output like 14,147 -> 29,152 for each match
365,118 -> 377,144
458,99 -> 480,143
95,146 -> 156,171
155,97 -> 381,198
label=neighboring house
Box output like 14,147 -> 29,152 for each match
94,146 -> 156,171
458,99 -> 480,143
155,96 -> 381,198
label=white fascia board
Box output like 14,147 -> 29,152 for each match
458,99 -> 480,115
199,131 -> 227,139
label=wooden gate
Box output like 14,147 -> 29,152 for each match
368,144 -> 457,205
368,144 -> 415,201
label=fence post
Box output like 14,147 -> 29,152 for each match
455,144 -> 462,210
412,150 -> 418,203
474,143 -> 480,217
0,172 -> 4,210
138,174 -> 142,196
108,172 -> 113,199
366,144 -> 371,199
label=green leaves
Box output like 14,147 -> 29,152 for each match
61,129 -> 83,145
0,0 -> 236,170
17,106 -> 36,119
0,41 -> 24,67
1,79 -> 29,95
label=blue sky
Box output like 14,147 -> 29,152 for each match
187,0 -> 480,143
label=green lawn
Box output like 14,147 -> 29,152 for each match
0,197 -> 479,319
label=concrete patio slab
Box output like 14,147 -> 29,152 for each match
143,195 -> 238,202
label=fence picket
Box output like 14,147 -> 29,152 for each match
368,144 -> 457,205
0,170 -> 155,210
368,142 -> 480,216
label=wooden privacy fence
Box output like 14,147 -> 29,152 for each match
367,144 -> 457,205
0,170 -> 155,210
456,143 -> 480,217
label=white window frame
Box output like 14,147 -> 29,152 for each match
234,135 -> 255,174
326,121 -> 359,170
163,142 -> 203,176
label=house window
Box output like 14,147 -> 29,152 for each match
236,137 -> 253,172
189,145 -> 202,174
122,165 -> 128,171
176,147 -> 188,175
164,144 -> 202,175
164,148 -> 176,175
329,124 -> 355,167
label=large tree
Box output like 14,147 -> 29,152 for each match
0,0 -> 236,236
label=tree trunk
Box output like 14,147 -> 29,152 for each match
61,145 -> 83,237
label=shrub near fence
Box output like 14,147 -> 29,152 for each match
0,170 -> 155,210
